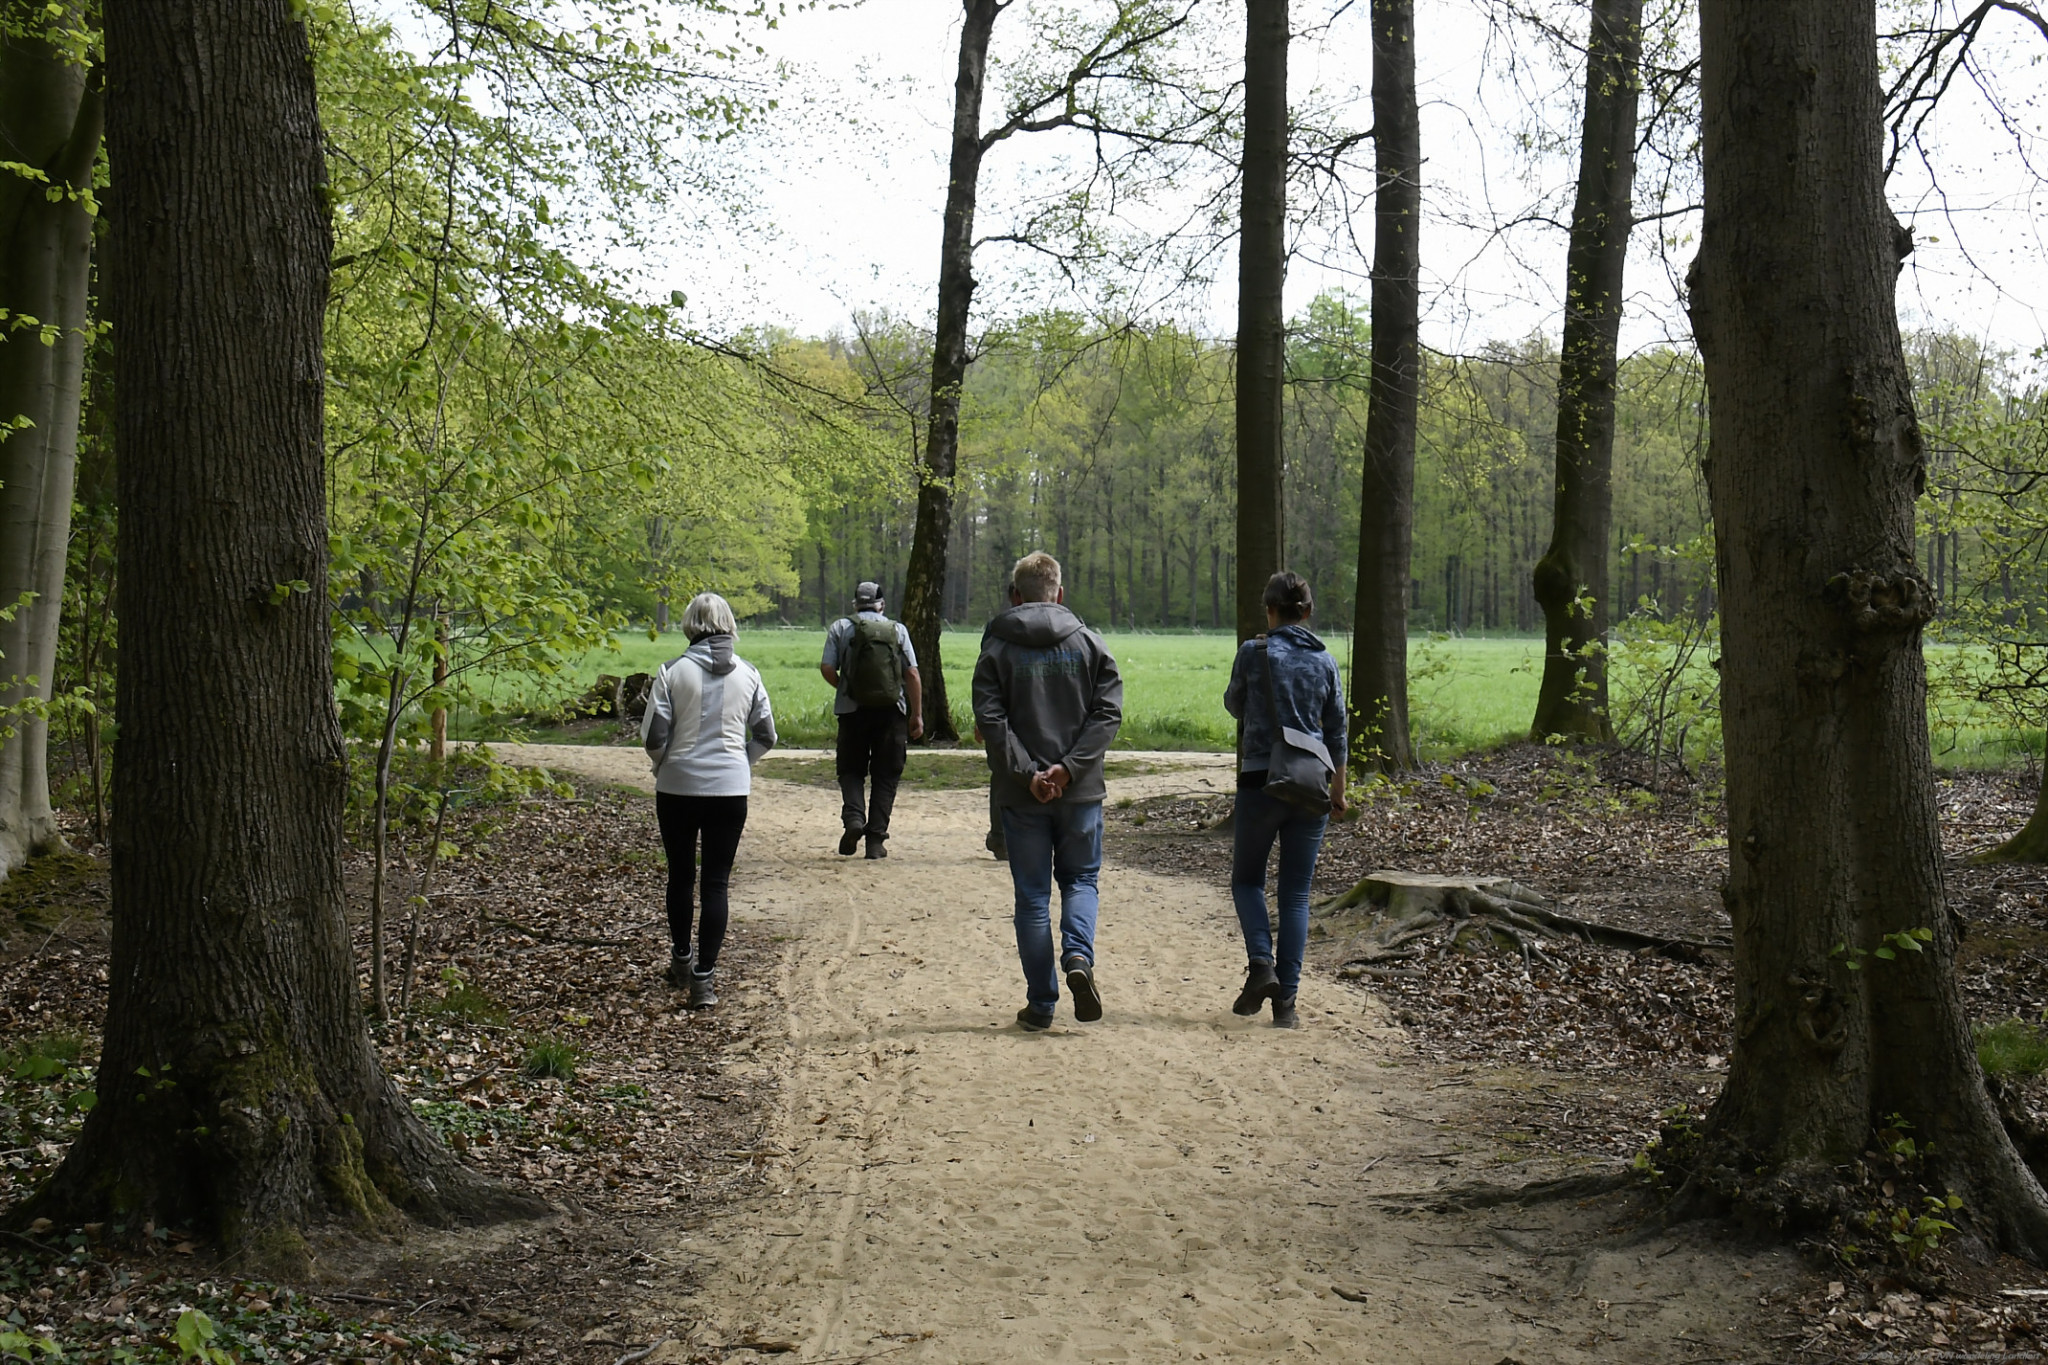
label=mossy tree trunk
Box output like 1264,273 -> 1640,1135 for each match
1530,0 -> 1641,743
0,5 -> 100,884
25,0 -> 539,1269
1687,0 -> 2048,1256
1348,0 -> 1419,771
1976,732 -> 2048,862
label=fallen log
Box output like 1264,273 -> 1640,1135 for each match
1337,963 -> 1425,980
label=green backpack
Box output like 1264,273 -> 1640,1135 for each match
845,617 -> 905,707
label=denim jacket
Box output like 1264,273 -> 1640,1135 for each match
1223,624 -> 1346,775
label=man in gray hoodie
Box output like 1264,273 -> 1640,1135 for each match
973,552 -> 1123,1031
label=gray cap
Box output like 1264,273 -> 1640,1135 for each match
855,581 -> 884,609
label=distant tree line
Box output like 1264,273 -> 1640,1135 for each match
771,301 -> 1719,640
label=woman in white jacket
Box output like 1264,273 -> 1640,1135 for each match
640,593 -> 777,1007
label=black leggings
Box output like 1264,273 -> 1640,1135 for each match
655,793 -> 747,971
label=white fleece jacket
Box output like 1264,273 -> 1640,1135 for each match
640,634 -> 777,797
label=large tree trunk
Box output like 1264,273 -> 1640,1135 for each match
1687,0 -> 2048,1256
1347,0 -> 1420,771
1235,0 -> 1287,643
27,0 -> 538,1268
0,10 -> 100,883
900,0 -> 999,744
1530,0 -> 1641,743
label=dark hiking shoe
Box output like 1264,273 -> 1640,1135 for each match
1233,962 -> 1279,1016
666,952 -> 695,989
1271,995 -> 1300,1029
865,836 -> 888,859
688,971 -> 718,1010
1064,955 -> 1103,1023
1016,1007 -> 1054,1033
838,828 -> 862,856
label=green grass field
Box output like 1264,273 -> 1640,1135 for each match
446,626 -> 2043,768
455,627 -> 1546,753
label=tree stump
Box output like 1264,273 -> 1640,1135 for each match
619,672 -> 653,722
562,674 -> 622,720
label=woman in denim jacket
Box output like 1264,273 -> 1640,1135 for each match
1222,572 -> 1348,1027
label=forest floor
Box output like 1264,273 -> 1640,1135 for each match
5,741 -> 2048,1361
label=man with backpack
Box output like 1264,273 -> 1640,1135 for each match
820,581 -> 923,858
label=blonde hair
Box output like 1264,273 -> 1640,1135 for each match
681,592 -> 738,640
1010,552 -> 1063,603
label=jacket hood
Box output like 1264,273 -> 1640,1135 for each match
1269,623 -> 1326,653
989,601 -> 1085,648
685,633 -> 738,675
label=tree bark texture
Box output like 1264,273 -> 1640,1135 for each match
1235,0 -> 1287,643
29,0 -> 537,1266
1530,0 -> 1641,742
0,9 -> 100,882
900,0 -> 999,744
1690,0 -> 2048,1256
1348,0 -> 1419,771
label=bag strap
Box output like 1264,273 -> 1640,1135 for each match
1259,638 -> 1284,742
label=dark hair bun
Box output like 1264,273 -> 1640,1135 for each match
1262,571 -> 1313,622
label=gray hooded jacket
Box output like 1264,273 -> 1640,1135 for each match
972,602 -> 1123,810
641,634 -> 776,797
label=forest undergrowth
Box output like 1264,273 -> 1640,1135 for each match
0,778 -> 779,1364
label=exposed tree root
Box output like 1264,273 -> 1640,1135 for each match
1972,819 -> 2048,865
1374,1168 -> 1634,1214
1659,1110 -> 2048,1269
1321,869 -> 1727,968
1991,1077 -> 2048,1189
20,1051 -> 549,1277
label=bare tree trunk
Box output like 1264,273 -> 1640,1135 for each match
370,663 -> 407,1023
1236,0 -> 1287,643
1686,0 -> 2048,1257
1532,0 -> 1640,742
68,321 -> 114,849
429,609 -> 449,763
0,12 -> 100,882
1348,0 -> 1420,771
901,0 -> 999,744
29,0 -> 540,1268
1211,542 -> 1222,627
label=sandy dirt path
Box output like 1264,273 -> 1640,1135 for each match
495,744 -> 1799,1363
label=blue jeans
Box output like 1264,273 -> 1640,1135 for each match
1230,783 -> 1329,995
1001,801 -> 1104,1013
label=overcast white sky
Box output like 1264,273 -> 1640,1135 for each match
649,0 -> 2048,360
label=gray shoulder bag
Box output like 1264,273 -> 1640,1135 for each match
1258,640 -> 1335,815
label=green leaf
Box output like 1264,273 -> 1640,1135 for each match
173,1309 -> 216,1358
